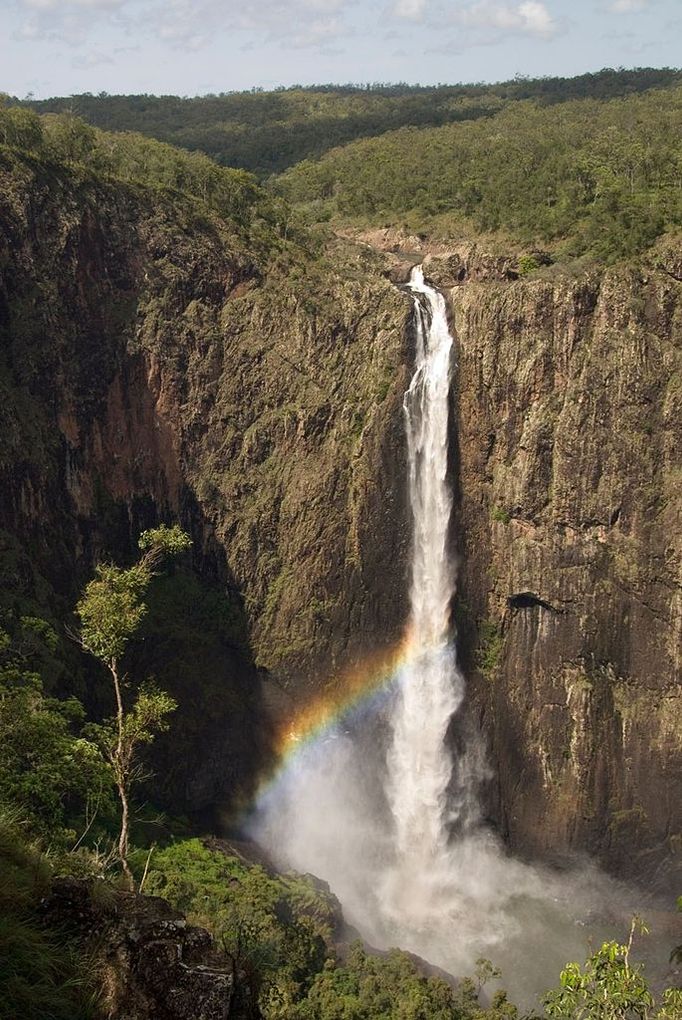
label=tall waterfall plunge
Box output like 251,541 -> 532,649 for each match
250,266 -> 631,1005
383,266 -> 468,926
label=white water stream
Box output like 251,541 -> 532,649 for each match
382,266 -> 467,924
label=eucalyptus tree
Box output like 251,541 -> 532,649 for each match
76,524 -> 191,889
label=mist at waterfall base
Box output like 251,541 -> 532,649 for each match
248,268 -> 656,1007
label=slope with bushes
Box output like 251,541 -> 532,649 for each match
274,86 -> 682,263
13,67 -> 681,176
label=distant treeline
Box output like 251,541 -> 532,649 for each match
13,67 -> 681,177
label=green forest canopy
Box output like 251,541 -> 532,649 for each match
6,68 -> 682,262
13,67 -> 682,177
273,86 -> 682,263
0,102 -> 293,263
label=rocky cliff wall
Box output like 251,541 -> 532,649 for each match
2,159 -> 680,888
0,159 -> 411,815
421,246 -> 682,888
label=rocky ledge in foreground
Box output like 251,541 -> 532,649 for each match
41,877 -> 260,1020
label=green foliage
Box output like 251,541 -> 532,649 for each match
290,943 -> 453,1019
143,838 -> 337,1017
77,525 -> 192,664
491,507 -> 511,525
477,620 -> 504,678
144,841 -> 528,1020
0,104 -> 288,262
0,619 -> 111,848
77,562 -> 151,663
543,920 -> 681,1020
289,942 -> 519,1020
518,255 -> 541,276
76,525 -> 189,886
138,523 -> 193,558
86,682 -> 177,776
274,86 -> 682,262
12,69 -> 681,177
0,814 -> 95,1020
44,110 -> 100,166
0,102 -> 44,150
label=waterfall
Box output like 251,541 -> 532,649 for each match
383,266 -> 465,923
251,265 -> 628,1005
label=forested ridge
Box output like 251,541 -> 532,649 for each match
12,67 -> 681,177
9,68 -> 682,264
275,85 -> 682,263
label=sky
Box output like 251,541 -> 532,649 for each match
1,0 -> 680,99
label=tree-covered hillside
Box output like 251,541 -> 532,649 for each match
0,102 -> 290,261
14,67 -> 681,177
274,86 -> 682,263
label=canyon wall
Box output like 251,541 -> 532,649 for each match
1,160 -> 680,886
0,159 -> 410,814
427,245 -> 682,888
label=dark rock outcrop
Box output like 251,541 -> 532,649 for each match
41,878 -> 257,1019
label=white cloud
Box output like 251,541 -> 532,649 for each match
608,0 -> 648,11
13,0 -> 355,49
151,0 -> 353,51
23,0 -> 124,8
457,1 -> 558,38
71,49 -> 115,67
13,0 -> 559,55
394,0 -> 427,18
15,0 -> 131,45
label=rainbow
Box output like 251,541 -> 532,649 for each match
248,630 -> 415,810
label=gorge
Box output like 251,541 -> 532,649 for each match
250,265 -> 675,1005
0,101 -> 681,1014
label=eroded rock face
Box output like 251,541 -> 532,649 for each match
41,878 -> 255,1020
447,261 -> 682,888
0,163 -> 411,814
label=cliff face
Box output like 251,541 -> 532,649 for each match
0,158 -> 410,813
427,248 -> 682,887
2,158 -> 680,887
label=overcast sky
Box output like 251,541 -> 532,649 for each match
2,0 -> 679,99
